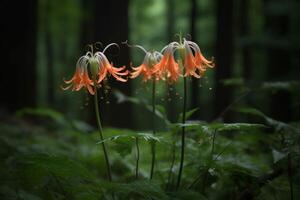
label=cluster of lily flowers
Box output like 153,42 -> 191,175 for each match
63,38 -> 214,94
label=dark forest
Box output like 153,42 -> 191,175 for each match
0,0 -> 299,199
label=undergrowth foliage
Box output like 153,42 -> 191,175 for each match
0,80 -> 299,199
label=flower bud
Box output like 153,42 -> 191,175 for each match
89,57 -> 99,78
178,47 -> 185,64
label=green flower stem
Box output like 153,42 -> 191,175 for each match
93,80 -> 113,182
135,136 -> 140,179
166,139 -> 176,190
150,79 -> 156,179
176,59 -> 187,190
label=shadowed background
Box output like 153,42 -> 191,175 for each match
1,0 -> 299,129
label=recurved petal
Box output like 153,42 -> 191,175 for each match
130,65 -> 144,78
111,73 -> 127,82
63,77 -> 74,84
112,65 -> 127,72
195,52 -> 214,68
86,85 -> 95,95
98,67 -> 108,83
190,71 -> 201,78
61,84 -> 72,90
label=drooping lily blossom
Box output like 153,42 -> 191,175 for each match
183,39 -> 214,78
62,43 -> 128,95
151,38 -> 214,81
152,42 -> 181,83
130,45 -> 162,81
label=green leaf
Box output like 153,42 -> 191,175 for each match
222,78 -> 245,87
233,107 -> 265,118
97,135 -> 128,144
177,108 -> 199,123
146,104 -> 170,125
172,122 -> 266,133
136,133 -> 162,142
261,81 -> 300,92
114,89 -> 140,104
209,123 -> 267,132
71,120 -> 94,132
272,149 -> 287,163
97,133 -> 162,144
234,106 -> 298,133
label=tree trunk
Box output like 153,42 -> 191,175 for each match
45,0 -> 54,105
190,0 -> 199,118
166,0 -> 177,122
79,0 -> 93,47
0,0 -> 37,112
264,0 -> 291,121
93,0 -> 132,128
215,0 -> 234,121
239,0 -> 251,79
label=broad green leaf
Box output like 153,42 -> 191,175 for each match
177,108 -> 199,123
97,133 -> 162,144
272,149 -> 287,163
261,81 -> 300,92
97,135 -> 128,144
233,107 -> 265,118
114,89 -> 140,104
222,78 -> 245,87
234,106 -> 298,133
146,104 -> 170,125
209,123 -> 267,132
171,122 -> 266,133
137,132 -> 162,142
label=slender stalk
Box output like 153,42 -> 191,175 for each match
150,79 -> 156,179
288,153 -> 294,200
135,136 -> 140,179
166,139 -> 176,190
176,74 -> 187,190
93,81 -> 113,182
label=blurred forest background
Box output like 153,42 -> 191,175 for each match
1,0 -> 299,127
1,0 -> 300,199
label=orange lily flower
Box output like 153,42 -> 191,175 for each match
152,42 -> 181,83
62,43 -> 128,95
183,39 -> 214,78
63,59 -> 95,95
130,48 -> 162,81
151,39 -> 213,81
